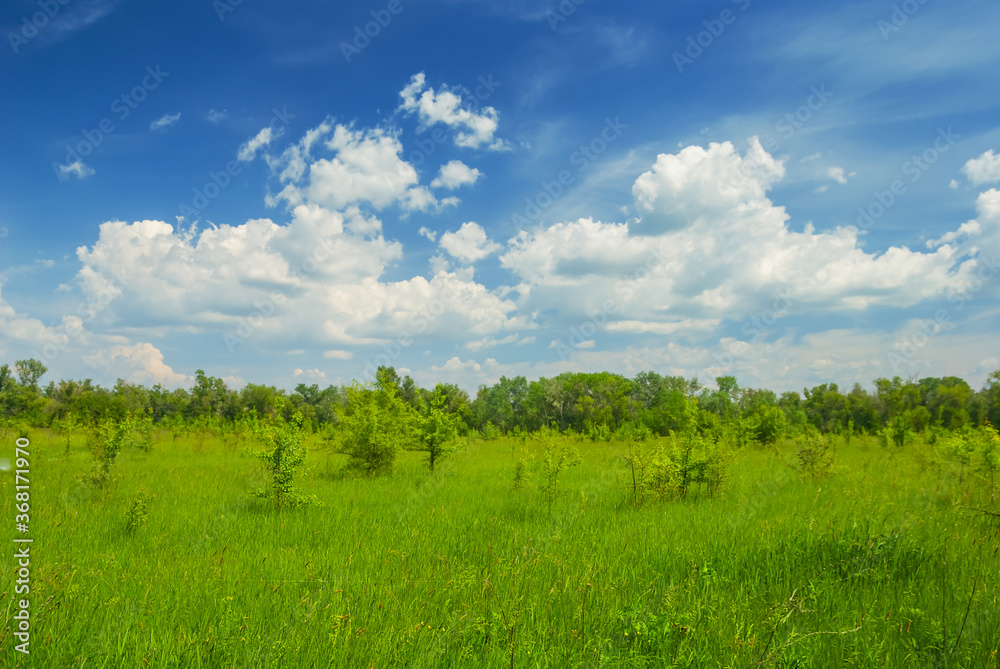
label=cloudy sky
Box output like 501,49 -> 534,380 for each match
1,0 -> 999,393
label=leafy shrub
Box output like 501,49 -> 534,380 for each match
124,490 -> 151,534
794,435 -> 834,479
748,405 -> 787,445
617,422 -> 655,506
979,421 -> 1000,482
512,447 -> 531,490
245,405 -> 315,509
584,420 -> 613,442
86,416 -> 133,487
882,414 -> 909,448
338,380 -> 415,478
128,409 -> 154,452
647,429 -> 729,500
408,390 -> 461,472
482,421 -> 501,441
538,435 -> 581,514
936,422 -> 1000,484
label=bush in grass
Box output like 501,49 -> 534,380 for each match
245,403 -> 315,509
128,409 -> 154,452
86,415 -> 133,488
584,420 -> 613,443
408,388 -> 461,472
979,421 -> 1000,483
482,421 -> 501,440
538,434 -> 581,514
616,422 -> 656,506
881,414 -> 910,448
794,434 -> 834,479
338,374 -> 415,478
512,446 -> 532,490
646,428 -> 730,500
124,490 -> 151,534
748,405 -> 787,445
937,423 -> 1000,484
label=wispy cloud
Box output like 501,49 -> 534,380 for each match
57,160 -> 94,181
32,0 -> 120,47
207,109 -> 228,124
150,112 -> 181,131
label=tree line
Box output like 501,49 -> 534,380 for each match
2,358 -> 998,440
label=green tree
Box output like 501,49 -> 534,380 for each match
409,386 -> 461,471
984,369 -> 1000,428
188,370 -> 232,420
749,404 -> 787,444
245,403 -> 313,509
339,373 -> 415,477
14,358 -> 47,390
473,375 -> 528,433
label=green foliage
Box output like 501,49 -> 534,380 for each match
936,422 -> 1000,484
338,377 -> 415,478
123,490 -> 151,534
980,421 -> 1000,482
408,387 -> 461,472
884,413 -> 910,448
9,422 -> 1000,667
482,421 -> 501,440
647,429 -> 730,500
86,415 -> 134,487
538,433 -> 581,514
129,409 -> 154,452
794,434 -> 835,479
748,404 -> 787,445
14,357 -> 47,389
512,445 -> 532,490
584,419 -> 613,442
245,405 -> 314,509
617,422 -> 655,506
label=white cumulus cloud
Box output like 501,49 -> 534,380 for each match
83,342 -> 190,387
431,160 -> 482,189
440,222 -> 501,264
398,73 -> 507,150
962,149 -> 1000,186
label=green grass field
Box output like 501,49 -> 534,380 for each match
2,428 -> 998,668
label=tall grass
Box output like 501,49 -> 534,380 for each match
1,428 -> 998,667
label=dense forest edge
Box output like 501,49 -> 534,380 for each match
3,358 -> 998,441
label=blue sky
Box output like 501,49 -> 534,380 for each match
1,0 -> 999,394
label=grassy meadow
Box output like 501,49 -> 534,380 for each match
2,426 -> 999,668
